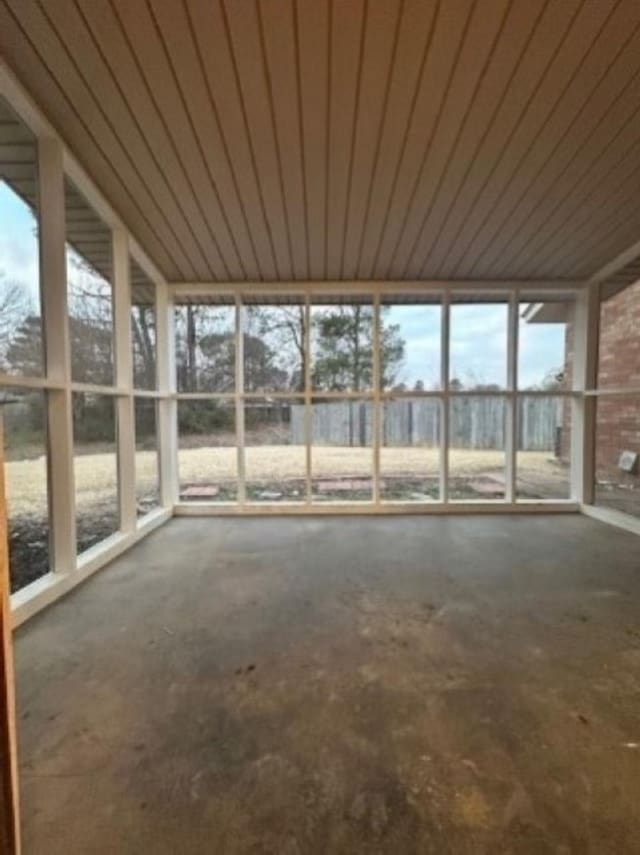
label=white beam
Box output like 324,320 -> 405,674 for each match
156,282 -> 178,507
39,137 -> 76,575
113,228 -> 136,534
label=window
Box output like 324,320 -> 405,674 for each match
311,399 -> 373,501
135,398 -> 160,515
244,399 -> 305,501
311,299 -> 374,391
243,299 -> 305,392
450,298 -> 508,390
131,260 -> 157,390
169,290 -> 581,508
519,294 -> 574,391
175,300 -> 235,392
178,400 -> 236,501
380,297 -> 441,391
73,393 -> 119,554
380,398 -> 440,501
65,179 -> 114,386
449,397 -> 506,500
1,390 -> 50,592
516,397 -> 571,500
0,98 -> 43,378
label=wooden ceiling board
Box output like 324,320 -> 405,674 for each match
444,0 -> 613,278
0,0 -> 184,279
257,0 -> 310,280
223,0 -> 294,280
340,0 -> 403,280
140,0 -> 262,279
370,0 -> 473,277
433,0 -> 583,279
109,0 -> 235,279
294,0 -> 330,279
355,0 -> 438,280
513,63 -> 640,276
186,0 -> 278,281
387,0 -> 514,279
475,1 -> 640,278
531,142 -> 640,277
325,0 -> 366,279
45,0 -> 213,280
2,0 -> 640,284
404,0 -> 544,279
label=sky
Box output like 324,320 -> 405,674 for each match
0,182 -> 40,306
386,303 -> 566,391
1,179 -> 566,388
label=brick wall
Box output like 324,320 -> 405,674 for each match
594,279 -> 640,489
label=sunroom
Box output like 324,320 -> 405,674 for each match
1,1 -> 640,852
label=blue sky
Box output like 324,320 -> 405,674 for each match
387,303 -> 566,390
1,179 -> 566,388
0,182 -> 40,306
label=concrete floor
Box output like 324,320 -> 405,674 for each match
15,515 -> 640,854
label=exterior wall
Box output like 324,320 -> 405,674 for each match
595,279 -> 640,489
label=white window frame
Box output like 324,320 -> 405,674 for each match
170,282 -> 584,516
0,64 -> 172,627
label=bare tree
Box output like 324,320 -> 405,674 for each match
0,272 -> 32,369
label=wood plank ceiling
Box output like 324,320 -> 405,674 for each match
2,0 -> 640,284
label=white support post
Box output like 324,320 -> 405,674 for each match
235,296 -> 246,504
156,282 -> 178,506
113,228 -> 136,534
571,284 -> 599,503
373,295 -> 381,505
440,293 -> 450,502
304,295 -> 312,503
39,138 -> 76,574
506,290 -> 519,503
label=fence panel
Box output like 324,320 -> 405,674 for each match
291,398 -> 559,450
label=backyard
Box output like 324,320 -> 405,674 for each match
6,441 -> 570,592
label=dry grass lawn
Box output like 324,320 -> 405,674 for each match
5,446 -> 568,515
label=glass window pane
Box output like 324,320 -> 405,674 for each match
311,300 -> 373,391
0,98 -> 43,377
519,295 -> 574,391
73,393 -> 119,554
243,300 -> 305,392
380,398 -> 440,501
178,400 -> 237,501
594,396 -> 640,517
449,397 -> 506,500
449,299 -> 508,390
175,302 -> 235,392
516,397 -> 571,500
598,280 -> 640,389
244,399 -> 305,502
66,180 -> 114,385
131,260 -> 157,390
380,298 -> 441,391
1,389 -> 49,592
135,398 -> 160,516
311,399 -> 373,501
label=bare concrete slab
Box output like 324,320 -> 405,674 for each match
14,515 -> 640,853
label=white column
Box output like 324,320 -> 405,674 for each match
39,138 -> 76,573
440,292 -> 450,502
113,228 -> 136,533
506,289 -> 519,503
156,281 -> 178,506
571,284 -> 599,503
235,296 -> 245,503
372,294 -> 381,506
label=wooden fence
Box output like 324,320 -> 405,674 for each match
290,397 -> 565,451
